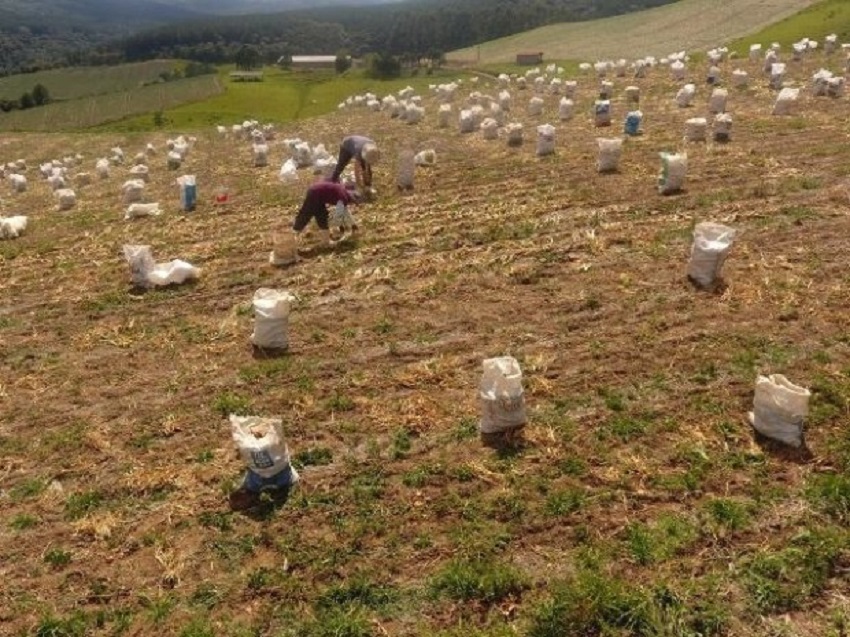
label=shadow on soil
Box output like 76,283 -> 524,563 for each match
228,486 -> 294,521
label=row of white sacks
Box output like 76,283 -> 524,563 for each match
479,354 -> 807,447
342,68 -> 832,135
227,364 -> 808,491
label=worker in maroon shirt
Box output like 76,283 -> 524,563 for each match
293,179 -> 361,247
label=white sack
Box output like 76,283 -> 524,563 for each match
397,149 -> 416,190
122,179 -> 145,204
685,117 -> 708,142
594,100 -> 612,127
773,87 -> 800,115
414,149 -> 437,166
713,113 -> 733,142
481,117 -> 499,140
250,288 -> 295,350
658,152 -> 687,194
0,215 -> 27,239
253,144 -> 269,167
480,356 -> 527,434
506,122 -> 523,147
687,222 -> 736,287
125,202 -> 162,220
230,415 -> 295,478
708,88 -> 728,114
147,259 -> 199,286
536,124 -> 556,156
749,374 -> 809,447
558,97 -> 574,121
597,137 -> 623,173
278,158 -> 299,183
55,188 -> 76,211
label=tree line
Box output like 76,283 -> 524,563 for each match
0,83 -> 50,112
0,0 -> 676,76
112,0 -> 676,67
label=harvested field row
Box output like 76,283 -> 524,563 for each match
1,50 -> 849,636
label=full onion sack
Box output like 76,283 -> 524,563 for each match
748,374 -> 810,447
251,288 -> 296,350
123,244 -> 199,287
270,232 -> 298,266
597,137 -> 623,173
396,149 -> 416,190
658,152 -> 687,194
230,415 -> 299,492
506,122 -> 523,147
0,215 -> 27,239
687,222 -> 736,287
594,100 -> 611,127
536,124 -> 556,156
479,356 -> 527,434
122,244 -> 156,288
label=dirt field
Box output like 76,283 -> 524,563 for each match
1,51 -> 849,636
448,0 -> 817,64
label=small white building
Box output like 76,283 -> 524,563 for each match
287,55 -> 338,70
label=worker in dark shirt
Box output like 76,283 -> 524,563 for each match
293,180 -> 360,247
330,135 -> 381,190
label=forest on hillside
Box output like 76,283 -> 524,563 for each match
119,0 -> 677,63
0,0 -> 677,75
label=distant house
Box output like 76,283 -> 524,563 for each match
229,71 -> 264,82
516,52 -> 544,66
286,55 -> 338,70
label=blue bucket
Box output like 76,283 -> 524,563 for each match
624,114 -> 642,136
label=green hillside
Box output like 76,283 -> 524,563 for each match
0,61 -> 182,102
447,0 -> 816,64
732,0 -> 850,50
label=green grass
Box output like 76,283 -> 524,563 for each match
9,513 -> 39,530
0,74 -> 223,132
732,0 -> 850,52
448,0 -> 812,63
44,547 -> 72,569
0,60 -> 181,101
529,572 -> 652,637
430,559 -> 528,603
625,515 -> 697,565
744,530 -> 845,613
108,65 -> 473,131
64,490 -> 104,520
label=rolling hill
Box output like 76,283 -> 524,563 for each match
448,0 -> 818,64
165,0 -> 403,14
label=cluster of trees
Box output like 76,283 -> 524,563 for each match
0,0 -> 677,76
110,0 -> 675,68
0,83 -> 50,112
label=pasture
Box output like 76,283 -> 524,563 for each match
448,0 -> 817,64
0,75 -> 224,132
0,65 -> 470,133
0,61 -> 184,102
107,68 -> 472,132
733,0 -> 850,51
2,40 -> 850,637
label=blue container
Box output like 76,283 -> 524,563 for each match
181,184 -> 197,212
241,464 -> 299,493
624,113 -> 642,136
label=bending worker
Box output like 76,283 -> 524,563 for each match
293,180 -> 360,247
330,135 -> 381,190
